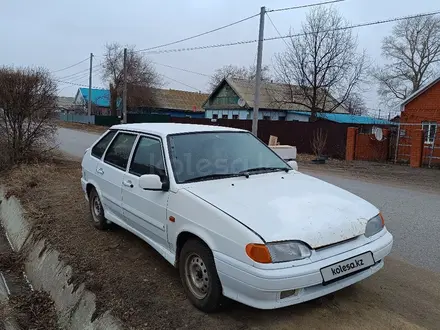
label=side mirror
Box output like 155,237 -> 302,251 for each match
287,160 -> 298,171
139,174 -> 169,191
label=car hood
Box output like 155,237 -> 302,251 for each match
183,172 -> 379,248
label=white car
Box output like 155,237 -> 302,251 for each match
81,123 -> 393,312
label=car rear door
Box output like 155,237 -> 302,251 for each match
97,131 -> 137,222
121,134 -> 169,247
82,130 -> 117,194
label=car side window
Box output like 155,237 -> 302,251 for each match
104,133 -> 137,170
129,136 -> 166,179
91,130 -> 117,159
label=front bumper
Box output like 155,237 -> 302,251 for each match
214,229 -> 393,309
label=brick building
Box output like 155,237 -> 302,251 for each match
397,76 -> 440,166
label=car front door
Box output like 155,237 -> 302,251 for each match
121,135 -> 169,248
97,131 -> 137,223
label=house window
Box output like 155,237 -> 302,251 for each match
232,114 -> 239,119
263,115 -> 271,120
212,114 -> 218,119
278,115 -> 286,121
422,122 -> 437,144
222,114 -> 229,119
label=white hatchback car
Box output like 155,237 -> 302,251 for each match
81,123 -> 393,312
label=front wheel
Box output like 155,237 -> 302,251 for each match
179,239 -> 223,312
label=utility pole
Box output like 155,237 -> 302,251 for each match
122,48 -> 128,124
87,53 -> 93,118
378,108 -> 381,119
252,6 -> 266,136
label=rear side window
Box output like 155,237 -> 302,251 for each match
104,133 -> 137,170
91,131 -> 117,159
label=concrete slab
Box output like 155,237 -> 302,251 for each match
0,187 -> 125,330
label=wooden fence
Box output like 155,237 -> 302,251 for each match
171,118 -> 351,158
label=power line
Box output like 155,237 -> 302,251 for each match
160,74 -> 201,92
268,0 -> 346,13
66,73 -> 90,83
136,13 -> 259,52
50,57 -> 89,73
56,63 -> 102,80
266,12 -> 290,48
152,61 -> 210,77
54,78 -> 105,90
141,10 -> 440,55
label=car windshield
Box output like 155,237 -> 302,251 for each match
167,131 -> 290,183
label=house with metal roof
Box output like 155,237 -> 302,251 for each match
203,77 -> 349,121
287,111 -> 395,125
202,77 -> 393,126
73,87 -> 208,118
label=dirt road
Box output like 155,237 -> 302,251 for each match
2,161 -> 440,329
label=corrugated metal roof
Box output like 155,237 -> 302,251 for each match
204,77 -> 348,113
149,88 -> 208,112
78,87 -> 208,111
79,88 -> 110,107
291,111 -> 396,125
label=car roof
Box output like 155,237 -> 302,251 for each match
110,122 -> 246,136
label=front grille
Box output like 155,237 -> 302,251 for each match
315,236 -> 359,251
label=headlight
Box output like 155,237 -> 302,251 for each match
267,241 -> 312,263
365,213 -> 385,237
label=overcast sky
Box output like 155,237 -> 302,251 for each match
1,0 -> 438,116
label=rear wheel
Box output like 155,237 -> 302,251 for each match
88,188 -> 110,230
179,239 -> 223,312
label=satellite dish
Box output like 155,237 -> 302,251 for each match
238,98 -> 246,107
373,127 -> 384,141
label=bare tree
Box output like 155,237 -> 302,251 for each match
209,64 -> 271,90
373,15 -> 440,107
274,6 -> 366,121
311,128 -> 328,158
344,92 -> 367,115
0,67 -> 57,167
101,43 -> 162,116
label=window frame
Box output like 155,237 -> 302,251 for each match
222,114 -> 229,119
212,114 -> 218,119
232,114 -> 239,120
102,131 -> 139,171
91,130 -> 118,160
128,134 -> 168,178
422,121 -> 437,144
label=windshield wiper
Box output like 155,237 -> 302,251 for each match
239,167 -> 290,175
182,173 -> 248,183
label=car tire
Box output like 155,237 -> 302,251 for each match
179,239 -> 223,312
88,188 -> 110,230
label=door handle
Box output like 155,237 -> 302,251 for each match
96,168 -> 104,175
122,180 -> 134,188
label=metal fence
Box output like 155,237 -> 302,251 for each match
58,113 -> 95,124
394,123 -> 439,167
58,113 -> 171,126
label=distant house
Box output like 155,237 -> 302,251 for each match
56,96 -> 75,113
203,77 -> 348,121
131,88 -> 208,118
397,75 -> 440,164
285,111 -> 395,126
73,88 -> 111,115
72,87 -> 207,118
